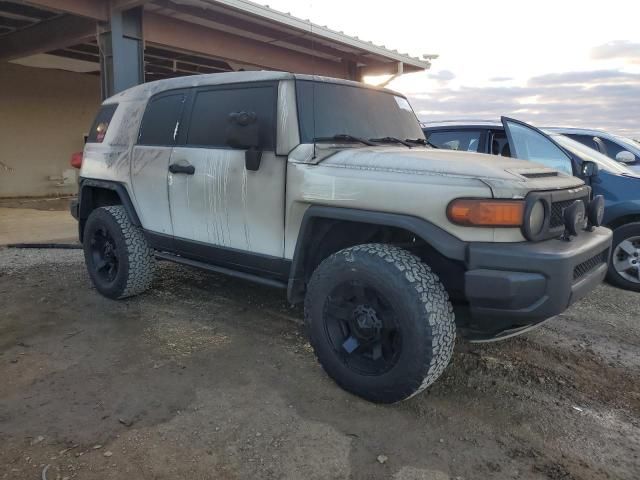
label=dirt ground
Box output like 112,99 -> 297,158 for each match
0,247 -> 639,480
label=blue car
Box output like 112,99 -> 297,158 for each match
422,118 -> 640,292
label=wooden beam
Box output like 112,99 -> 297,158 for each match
0,13 -> 96,61
21,0 -> 107,20
144,12 -> 346,77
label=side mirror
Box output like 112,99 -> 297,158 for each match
225,111 -> 262,171
615,150 -> 636,164
581,160 -> 599,178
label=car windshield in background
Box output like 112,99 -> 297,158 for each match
550,133 -> 637,176
296,80 -> 425,144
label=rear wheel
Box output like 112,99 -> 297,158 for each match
304,244 -> 456,403
606,222 -> 640,292
83,205 -> 155,299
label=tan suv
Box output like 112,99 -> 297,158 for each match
70,72 -> 612,403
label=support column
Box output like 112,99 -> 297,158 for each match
343,59 -> 362,82
98,6 -> 144,99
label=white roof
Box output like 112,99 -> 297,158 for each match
108,71 -> 406,103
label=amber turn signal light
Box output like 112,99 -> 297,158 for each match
447,199 -> 525,227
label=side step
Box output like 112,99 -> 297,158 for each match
154,251 -> 288,289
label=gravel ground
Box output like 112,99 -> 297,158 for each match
0,248 -> 638,480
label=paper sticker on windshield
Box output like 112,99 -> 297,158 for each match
394,96 -> 413,112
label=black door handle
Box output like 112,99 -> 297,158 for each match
169,163 -> 195,175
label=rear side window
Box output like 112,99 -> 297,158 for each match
427,130 -> 482,152
87,104 -> 118,143
186,85 -> 276,149
138,93 -> 186,146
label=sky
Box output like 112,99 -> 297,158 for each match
260,0 -> 640,138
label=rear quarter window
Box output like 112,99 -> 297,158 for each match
87,104 -> 118,143
138,92 -> 187,146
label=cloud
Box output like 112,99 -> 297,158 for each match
428,70 -> 455,82
528,70 -> 640,86
591,41 -> 640,64
489,76 -> 513,82
409,68 -> 640,138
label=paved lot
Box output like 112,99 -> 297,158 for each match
0,197 -> 77,246
0,248 -> 639,480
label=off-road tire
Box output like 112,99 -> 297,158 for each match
606,222 -> 640,292
304,243 -> 456,403
83,205 -> 155,299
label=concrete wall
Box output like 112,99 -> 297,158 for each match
0,63 -> 100,197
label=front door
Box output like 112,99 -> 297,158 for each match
501,116 -> 575,176
167,83 -> 286,265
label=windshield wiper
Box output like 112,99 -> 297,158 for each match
313,134 -> 377,146
369,136 -> 413,148
406,138 -> 438,148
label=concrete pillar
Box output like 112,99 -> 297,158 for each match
98,6 -> 144,99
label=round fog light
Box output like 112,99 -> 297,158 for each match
587,195 -> 605,228
563,200 -> 586,237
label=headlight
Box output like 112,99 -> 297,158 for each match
527,200 -> 546,236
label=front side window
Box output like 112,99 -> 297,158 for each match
503,119 -> 573,175
426,130 -> 482,152
187,85 -> 276,149
599,138 -> 626,159
553,134 -> 635,175
87,104 -> 118,143
138,93 -> 186,146
296,81 -> 424,143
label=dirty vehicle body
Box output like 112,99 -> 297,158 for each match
71,73 -> 611,403
423,119 -> 640,292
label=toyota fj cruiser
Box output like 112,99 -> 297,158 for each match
71,72 -> 612,403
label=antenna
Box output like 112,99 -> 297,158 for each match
309,1 -> 317,160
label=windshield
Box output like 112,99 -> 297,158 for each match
295,80 -> 425,143
550,133 -> 636,175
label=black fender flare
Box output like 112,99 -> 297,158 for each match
287,205 -> 466,303
77,178 -> 141,240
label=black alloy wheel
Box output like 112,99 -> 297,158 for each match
323,281 -> 402,376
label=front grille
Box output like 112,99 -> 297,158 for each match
573,250 -> 608,281
550,197 -> 589,229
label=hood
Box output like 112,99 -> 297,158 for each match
316,146 -> 585,195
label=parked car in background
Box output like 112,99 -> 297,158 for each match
423,118 -> 640,292
546,127 -> 640,170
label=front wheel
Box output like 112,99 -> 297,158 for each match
83,205 -> 155,299
606,222 -> 640,292
304,244 -> 456,403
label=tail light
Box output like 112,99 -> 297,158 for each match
70,151 -> 83,169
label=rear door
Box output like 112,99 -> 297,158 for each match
501,117 -> 575,176
130,90 -> 189,236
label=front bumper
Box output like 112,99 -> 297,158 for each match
461,226 -> 612,340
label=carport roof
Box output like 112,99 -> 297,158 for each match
164,0 -> 433,71
0,0 -> 434,79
